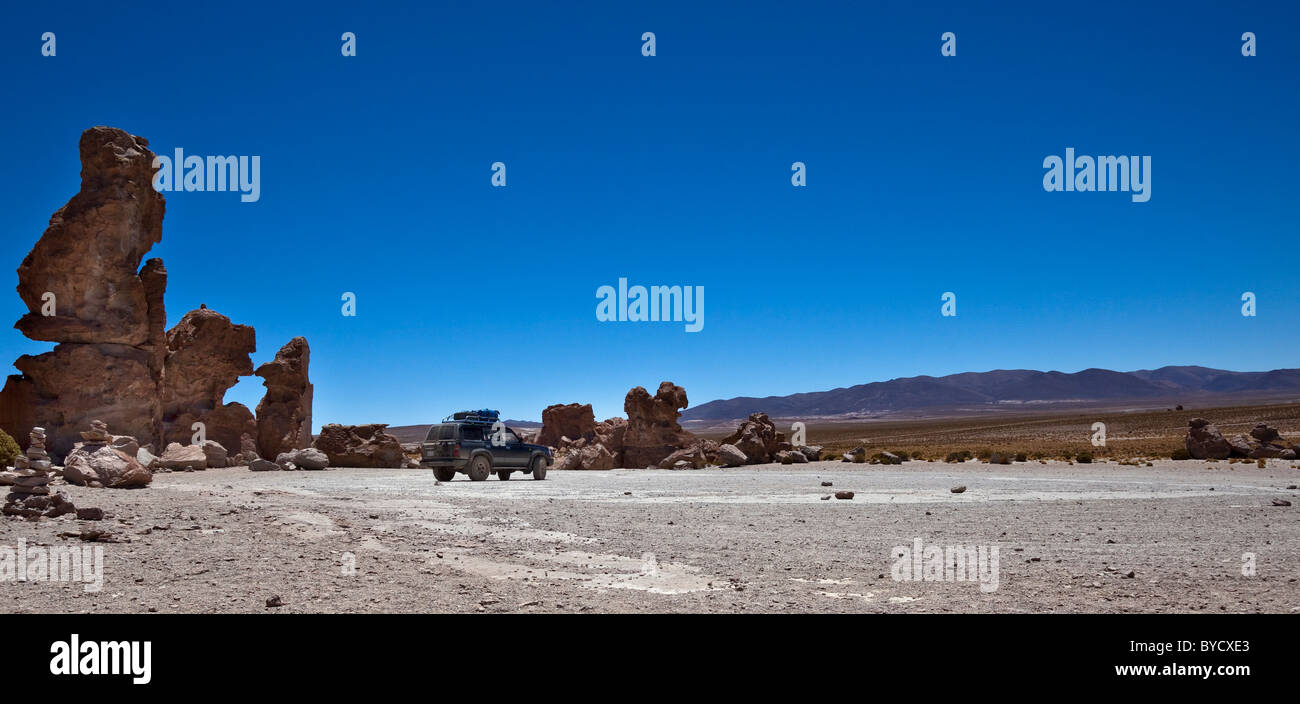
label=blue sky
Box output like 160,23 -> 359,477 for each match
1,1 -> 1297,427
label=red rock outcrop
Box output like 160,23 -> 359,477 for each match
255,337 -> 313,459
721,413 -> 783,464
621,382 -> 695,468
537,403 -> 596,447
0,127 -> 311,461
312,424 -> 402,468
14,128 -> 164,345
159,306 -> 257,451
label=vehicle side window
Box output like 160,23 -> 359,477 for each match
460,425 -> 483,442
505,429 -> 521,445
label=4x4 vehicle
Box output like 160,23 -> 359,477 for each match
421,410 -> 553,482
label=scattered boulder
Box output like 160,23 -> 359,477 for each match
158,442 -> 207,470
312,424 -> 403,468
834,491 -> 854,500
721,413 -> 782,464
658,444 -> 710,469
136,447 -> 158,469
716,443 -> 747,467
64,423 -> 152,488
200,440 -> 228,468
1185,418 -> 1231,460
249,458 -> 279,472
289,447 -> 329,470
797,445 -> 823,462
275,452 -> 297,471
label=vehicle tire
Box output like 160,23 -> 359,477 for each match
497,470 -> 512,481
466,455 -> 492,481
432,467 -> 456,482
530,455 -> 548,481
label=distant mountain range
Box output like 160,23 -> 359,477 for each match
680,366 -> 1300,421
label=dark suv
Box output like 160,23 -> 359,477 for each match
421,410 -> 552,481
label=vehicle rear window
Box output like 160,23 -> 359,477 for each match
460,425 -> 484,442
425,424 -> 454,441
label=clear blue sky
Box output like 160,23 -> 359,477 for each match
1,1 -> 1296,427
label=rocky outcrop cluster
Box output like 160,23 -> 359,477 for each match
1185,418 -> 1298,460
0,127 -> 312,461
546,382 -> 695,469
312,424 -> 403,468
542,388 -> 824,470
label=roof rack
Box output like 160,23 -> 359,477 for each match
442,409 -> 500,424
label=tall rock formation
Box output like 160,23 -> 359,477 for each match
621,381 -> 695,468
255,337 -> 313,459
0,128 -> 167,458
0,127 -> 310,460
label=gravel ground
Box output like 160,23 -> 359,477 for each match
2,460 -> 1297,613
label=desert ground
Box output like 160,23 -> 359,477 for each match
3,459 -> 1297,613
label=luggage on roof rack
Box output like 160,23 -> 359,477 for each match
444,409 -> 500,424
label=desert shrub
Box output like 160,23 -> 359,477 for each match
781,453 -> 795,464
0,429 -> 20,467
1170,448 -> 1191,460
1076,452 -> 1093,464
872,452 -> 903,465
1014,452 -> 1028,462
851,453 -> 866,464
888,450 -> 911,461
944,450 -> 972,463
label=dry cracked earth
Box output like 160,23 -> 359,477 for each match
3,460 -> 1298,613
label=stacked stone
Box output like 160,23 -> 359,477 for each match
3,427 -> 75,518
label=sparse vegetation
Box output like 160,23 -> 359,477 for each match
699,402 -> 1300,463
0,428 -> 20,466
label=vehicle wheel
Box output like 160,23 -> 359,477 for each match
530,455 -> 548,480
432,467 -> 456,482
497,470 -> 512,481
466,455 -> 492,481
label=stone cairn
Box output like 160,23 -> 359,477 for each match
3,427 -> 75,519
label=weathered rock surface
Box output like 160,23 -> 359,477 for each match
64,444 -> 151,488
248,458 -> 279,472
15,128 -> 165,345
289,447 -> 329,470
538,403 -> 597,447
622,382 -> 695,468
255,337 -> 313,460
716,443 -> 748,467
158,442 -> 207,470
313,424 -> 403,468
721,413 -> 783,465
0,128 -> 310,462
200,440 -> 228,468
1185,418 -> 1231,460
